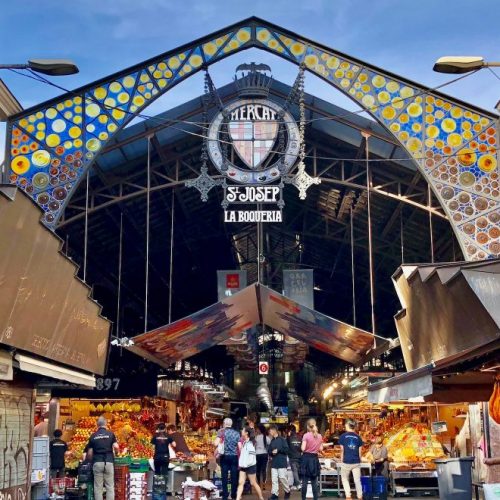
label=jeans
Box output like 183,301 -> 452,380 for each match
271,468 -> 290,496
221,455 -> 239,499
340,463 -> 362,499
93,462 -> 114,500
256,454 -> 268,485
290,458 -> 301,487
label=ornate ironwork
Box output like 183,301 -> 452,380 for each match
285,66 -> 321,199
4,17 -> 499,260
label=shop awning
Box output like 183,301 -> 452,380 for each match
15,354 -> 96,387
126,283 -> 377,368
392,259 -> 500,372
368,365 -> 434,403
0,188 -> 111,376
368,361 -> 494,404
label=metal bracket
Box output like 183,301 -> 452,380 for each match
185,167 -> 222,202
284,162 -> 321,200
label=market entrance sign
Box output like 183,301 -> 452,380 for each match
199,63 -> 304,222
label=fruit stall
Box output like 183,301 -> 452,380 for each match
386,422 -> 446,496
58,397 -> 177,469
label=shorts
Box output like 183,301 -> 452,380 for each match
240,465 -> 257,475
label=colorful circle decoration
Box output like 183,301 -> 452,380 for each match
6,22 -> 499,260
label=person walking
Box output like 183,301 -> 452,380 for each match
339,420 -> 364,500
215,418 -> 241,500
151,422 -> 176,475
268,425 -> 290,500
236,426 -> 264,500
287,425 -> 302,490
255,425 -> 270,489
49,429 -> 68,479
300,419 -> 323,500
86,416 -> 119,500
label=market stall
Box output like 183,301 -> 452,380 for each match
324,403 -> 468,496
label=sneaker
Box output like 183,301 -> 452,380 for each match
268,495 -> 279,500
284,492 -> 291,499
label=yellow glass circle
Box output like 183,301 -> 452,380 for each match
11,155 -> 30,175
123,76 -> 135,88
46,134 -> 61,147
441,118 -> 457,133
69,126 -> 81,139
86,103 -> 101,118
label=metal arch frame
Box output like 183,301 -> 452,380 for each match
5,16 -> 500,260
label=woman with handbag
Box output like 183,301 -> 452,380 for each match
236,426 -> 264,500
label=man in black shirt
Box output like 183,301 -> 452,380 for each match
151,423 -> 176,475
287,425 -> 302,490
87,416 -> 119,500
50,429 -> 68,478
268,425 -> 290,500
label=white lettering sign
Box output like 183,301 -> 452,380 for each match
230,104 -> 277,121
224,211 -> 282,223
226,186 -> 280,204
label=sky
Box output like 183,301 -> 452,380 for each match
1,0 -> 499,160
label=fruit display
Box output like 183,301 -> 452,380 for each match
489,375 -> 500,424
385,423 -> 446,465
184,434 -> 213,456
65,415 -> 154,469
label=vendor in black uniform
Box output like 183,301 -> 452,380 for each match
87,416 -> 119,500
151,423 -> 176,475
50,429 -> 68,478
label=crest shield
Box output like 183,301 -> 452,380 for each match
229,120 -> 278,169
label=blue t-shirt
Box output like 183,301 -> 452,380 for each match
339,432 -> 363,464
218,428 -> 240,456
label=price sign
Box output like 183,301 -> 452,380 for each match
259,362 -> 269,375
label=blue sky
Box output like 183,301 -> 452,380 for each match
1,0 -> 499,159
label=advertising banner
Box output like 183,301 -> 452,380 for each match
283,269 -> 314,309
217,270 -> 247,299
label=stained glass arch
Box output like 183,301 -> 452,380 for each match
5,17 -> 499,260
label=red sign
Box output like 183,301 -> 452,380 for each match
259,361 -> 269,375
226,273 -> 240,289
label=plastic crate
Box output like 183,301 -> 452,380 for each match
64,488 -> 87,499
114,456 -> 131,465
33,437 -> 50,455
129,459 -> 150,470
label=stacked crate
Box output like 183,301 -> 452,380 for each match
152,474 -> 168,500
129,472 -> 148,500
114,464 -> 129,500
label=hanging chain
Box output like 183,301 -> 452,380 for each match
297,65 -> 306,168
278,64 -> 305,174
199,70 -> 211,175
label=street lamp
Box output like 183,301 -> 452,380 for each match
433,56 -> 500,74
0,59 -> 79,76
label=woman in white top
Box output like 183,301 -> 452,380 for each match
236,426 -> 264,500
255,424 -> 271,489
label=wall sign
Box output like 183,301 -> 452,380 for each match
259,361 -> 269,375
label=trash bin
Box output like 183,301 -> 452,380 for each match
434,457 -> 474,500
